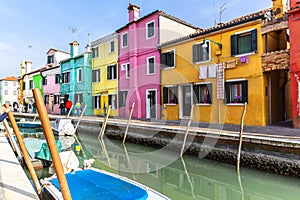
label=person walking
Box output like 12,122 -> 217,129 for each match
75,101 -> 81,116
59,100 -> 65,115
65,99 -> 72,115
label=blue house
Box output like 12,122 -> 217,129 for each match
60,41 -> 92,115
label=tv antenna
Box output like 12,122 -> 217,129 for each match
219,2 -> 226,25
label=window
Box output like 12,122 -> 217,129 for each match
108,94 -> 117,110
122,32 -> 128,48
225,80 -> 248,103
126,63 -> 130,78
231,29 -> 257,56
146,21 -> 155,39
77,68 -> 82,82
74,93 -> 83,103
119,90 -> 128,107
13,90 -> 17,95
107,65 -> 117,80
161,50 -> 175,68
47,55 -> 54,64
29,80 -> 33,89
22,82 -> 25,90
193,83 -> 212,104
4,90 -> 8,95
4,82 -> 8,86
55,74 -> 60,84
92,69 -> 100,82
147,57 -> 155,75
44,95 -> 49,104
92,47 -> 98,58
193,41 -> 210,63
13,82 -> 16,86
110,41 -> 115,53
43,76 -> 47,85
163,86 -> 178,104
93,95 -> 101,109
62,72 -> 70,83
54,95 -> 59,104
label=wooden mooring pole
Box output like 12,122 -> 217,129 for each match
123,102 -> 135,144
237,102 -> 247,175
98,105 -> 111,139
180,105 -> 194,157
4,104 -> 42,195
75,105 -> 87,131
67,105 -> 73,117
32,89 -> 72,200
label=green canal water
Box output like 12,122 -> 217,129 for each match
23,130 -> 300,200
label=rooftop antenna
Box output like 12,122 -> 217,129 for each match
219,2 -> 226,25
69,26 -> 78,41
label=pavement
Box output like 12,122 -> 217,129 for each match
0,133 -> 39,200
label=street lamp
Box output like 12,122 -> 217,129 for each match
203,38 -> 222,50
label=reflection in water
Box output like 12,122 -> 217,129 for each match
77,133 -> 300,200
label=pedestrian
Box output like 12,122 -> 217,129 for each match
59,100 -> 65,115
0,107 -> 10,122
13,102 -> 19,112
65,99 -> 72,115
75,101 -> 81,116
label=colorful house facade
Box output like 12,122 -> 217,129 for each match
91,33 -> 118,116
117,4 -> 198,119
160,5 -> 289,126
289,0 -> 300,128
0,76 -> 19,107
41,48 -> 70,114
60,41 -> 92,116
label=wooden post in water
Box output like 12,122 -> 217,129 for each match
32,89 -> 72,200
75,105 -> 87,131
123,102 -> 135,144
98,105 -> 111,139
67,105 -> 73,117
4,104 -> 42,195
33,113 -> 38,121
237,102 -> 247,175
180,105 -> 194,157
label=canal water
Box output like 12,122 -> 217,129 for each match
22,129 -> 300,200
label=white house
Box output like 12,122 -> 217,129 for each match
0,76 -> 19,107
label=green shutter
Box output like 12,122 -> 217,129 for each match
192,44 -> 198,63
193,85 -> 199,104
170,51 -> 175,67
251,29 -> 257,52
161,53 -> 167,68
225,82 -> 231,103
231,35 -> 238,56
163,87 -> 168,104
242,81 -> 248,103
114,65 -> 117,79
207,83 -> 212,104
174,86 -> 178,104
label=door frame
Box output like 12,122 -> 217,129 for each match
146,89 -> 157,119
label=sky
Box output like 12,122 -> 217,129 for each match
0,0 -> 272,78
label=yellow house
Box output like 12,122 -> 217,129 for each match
91,33 -> 118,116
160,8 -> 286,126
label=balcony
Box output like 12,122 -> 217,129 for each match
261,13 -> 288,35
262,49 -> 289,72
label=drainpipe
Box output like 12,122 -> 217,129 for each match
268,72 -> 272,125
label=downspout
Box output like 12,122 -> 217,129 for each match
268,72 -> 272,125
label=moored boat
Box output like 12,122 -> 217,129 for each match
40,167 -> 170,200
50,118 -> 75,136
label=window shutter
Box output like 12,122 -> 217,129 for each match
192,44 -> 198,63
170,51 -> 175,67
231,35 -> 238,56
174,86 -> 178,104
113,65 -> 117,79
107,66 -> 111,80
92,96 -> 95,109
225,82 -> 230,103
108,95 -> 112,106
207,83 -> 212,104
163,87 -> 168,104
251,29 -> 257,52
118,92 -> 122,107
161,53 -> 166,68
242,81 -> 248,103
193,85 -> 199,104
92,70 -> 96,82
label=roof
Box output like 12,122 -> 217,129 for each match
46,48 -> 69,55
1,76 -> 18,81
91,32 -> 118,47
116,10 -> 198,32
159,8 -> 271,48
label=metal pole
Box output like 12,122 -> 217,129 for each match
180,104 -> 194,157
4,104 -> 42,195
237,103 -> 247,175
98,105 -> 111,139
32,89 -> 72,200
122,102 -> 135,144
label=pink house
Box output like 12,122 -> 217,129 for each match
41,48 -> 70,114
117,4 -> 198,119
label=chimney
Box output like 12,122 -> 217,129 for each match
20,61 -> 32,75
128,4 -> 140,22
69,41 -> 79,57
272,0 -> 287,18
85,33 -> 91,53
